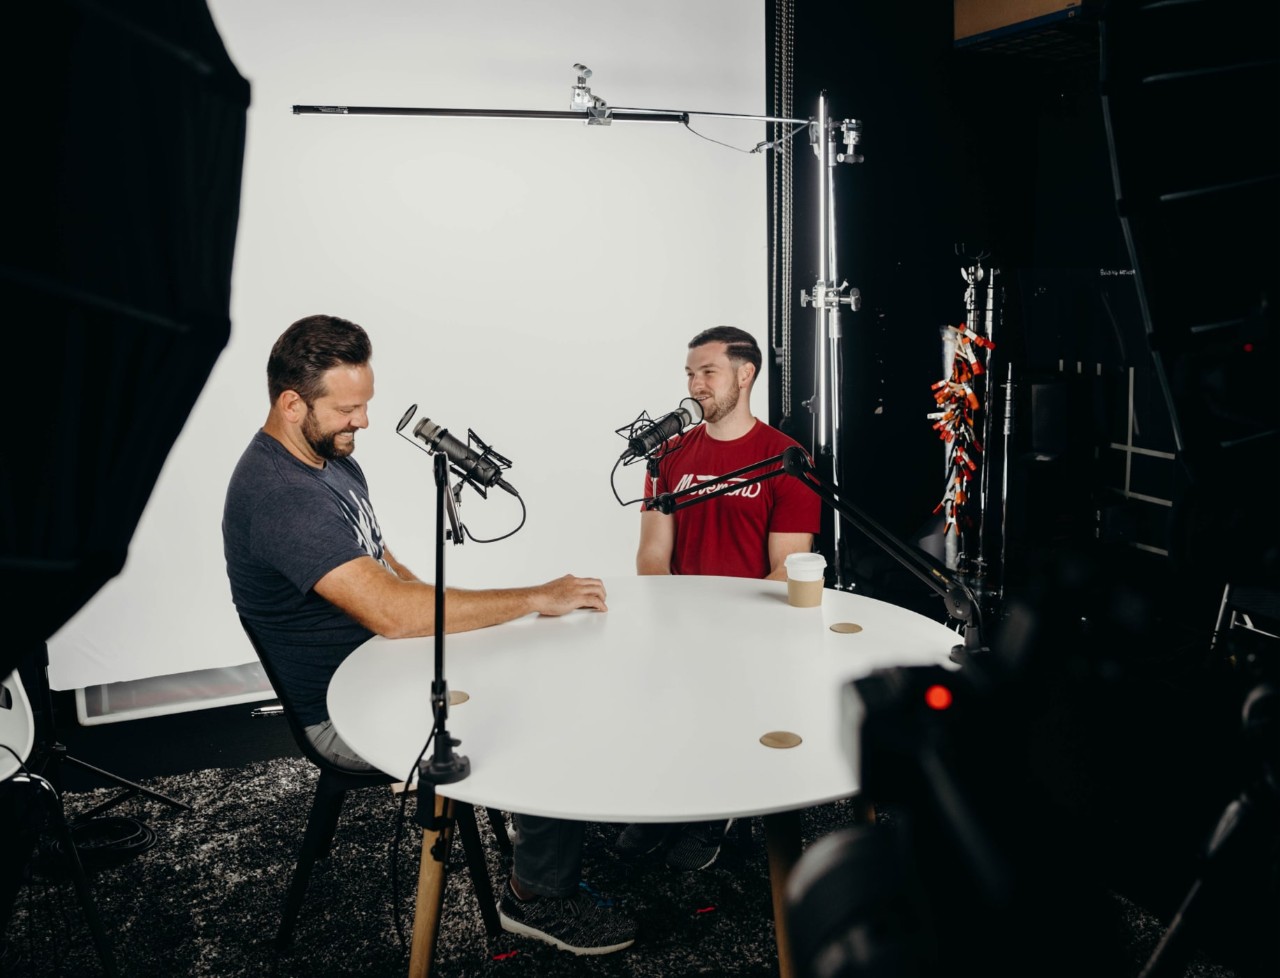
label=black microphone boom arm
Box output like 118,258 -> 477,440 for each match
646,446 -> 985,660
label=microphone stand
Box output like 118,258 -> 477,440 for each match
646,446 -> 986,663
396,405 -> 524,971
414,452 -> 470,837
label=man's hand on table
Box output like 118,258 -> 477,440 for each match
531,575 -> 608,616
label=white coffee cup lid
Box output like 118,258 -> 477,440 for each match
785,552 -> 826,580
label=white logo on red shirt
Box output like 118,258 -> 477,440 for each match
671,473 -> 763,499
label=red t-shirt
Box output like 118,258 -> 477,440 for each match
642,420 -> 820,578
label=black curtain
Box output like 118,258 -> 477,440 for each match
2,0 -> 249,676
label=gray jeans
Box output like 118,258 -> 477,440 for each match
304,719 -> 378,772
304,719 -> 584,897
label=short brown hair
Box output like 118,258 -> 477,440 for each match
688,325 -> 762,384
267,315 -> 371,405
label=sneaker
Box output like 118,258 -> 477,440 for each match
664,819 -> 734,871
613,822 -> 673,858
498,882 -> 636,955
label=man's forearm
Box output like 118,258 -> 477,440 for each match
441,585 -> 540,634
636,553 -> 671,575
317,557 -> 606,639
375,581 -> 538,638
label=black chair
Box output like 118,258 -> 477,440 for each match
237,616 -> 504,948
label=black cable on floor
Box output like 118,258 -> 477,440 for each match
44,816 -> 158,871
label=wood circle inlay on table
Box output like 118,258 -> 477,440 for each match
759,730 -> 802,749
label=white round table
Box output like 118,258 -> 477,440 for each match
328,575 -> 958,977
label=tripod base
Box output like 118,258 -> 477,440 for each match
24,643 -> 192,815
63,751 -> 191,818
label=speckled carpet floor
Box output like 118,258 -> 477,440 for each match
2,757 -> 1245,978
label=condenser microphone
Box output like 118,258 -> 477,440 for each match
624,397 -> 703,459
412,417 -> 518,496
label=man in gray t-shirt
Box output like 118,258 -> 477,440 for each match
222,314 -> 634,955
224,429 -> 387,733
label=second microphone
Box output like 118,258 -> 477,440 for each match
623,397 -> 704,460
413,417 -> 518,496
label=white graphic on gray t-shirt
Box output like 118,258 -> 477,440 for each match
347,490 -> 391,570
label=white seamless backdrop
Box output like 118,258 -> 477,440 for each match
48,0 -> 767,690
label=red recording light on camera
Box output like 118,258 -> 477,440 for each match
924,684 -> 954,711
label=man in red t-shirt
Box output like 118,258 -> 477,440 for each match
637,326 -> 820,579
622,326 -> 822,870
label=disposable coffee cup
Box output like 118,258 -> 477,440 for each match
785,552 -> 826,607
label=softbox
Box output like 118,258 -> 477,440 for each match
2,0 -> 249,677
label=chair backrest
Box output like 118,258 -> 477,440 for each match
1,669 -> 36,781
238,615 -> 388,783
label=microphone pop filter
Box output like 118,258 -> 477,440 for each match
396,404 -> 418,433
679,396 -> 704,424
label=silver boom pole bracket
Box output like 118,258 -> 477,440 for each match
570,64 -> 612,125
801,280 -> 861,313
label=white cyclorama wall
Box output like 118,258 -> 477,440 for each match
47,0 -> 768,697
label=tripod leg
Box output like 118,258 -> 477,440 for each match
64,754 -> 191,813
455,803 -> 501,937
50,791 -> 120,978
1138,795 -> 1249,978
410,794 -> 455,978
485,807 -> 512,855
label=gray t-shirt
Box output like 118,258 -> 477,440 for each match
223,430 -> 390,725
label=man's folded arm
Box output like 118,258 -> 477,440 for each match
313,555 -> 607,639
